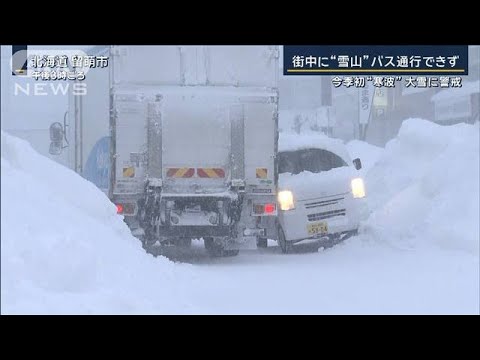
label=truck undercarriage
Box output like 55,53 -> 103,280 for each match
122,181 -> 273,256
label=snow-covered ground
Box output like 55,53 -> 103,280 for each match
1,118 -> 479,314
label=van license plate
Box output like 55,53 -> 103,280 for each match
307,222 -> 328,235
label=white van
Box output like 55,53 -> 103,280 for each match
275,133 -> 366,253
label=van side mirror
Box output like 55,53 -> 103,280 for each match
353,158 -> 362,170
49,142 -> 62,155
49,122 -> 64,155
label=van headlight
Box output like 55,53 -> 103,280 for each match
351,178 -> 366,198
278,190 -> 295,211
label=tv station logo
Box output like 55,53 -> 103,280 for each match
11,45 -> 28,76
10,45 -> 109,96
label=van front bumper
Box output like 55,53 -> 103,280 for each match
279,193 -> 362,242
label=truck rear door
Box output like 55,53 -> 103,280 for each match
160,95 -> 231,193
112,95 -> 148,197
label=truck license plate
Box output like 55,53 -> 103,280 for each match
307,222 -> 328,236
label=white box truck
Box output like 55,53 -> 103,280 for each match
57,46 -> 279,257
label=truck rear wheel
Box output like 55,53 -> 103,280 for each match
204,237 -> 239,257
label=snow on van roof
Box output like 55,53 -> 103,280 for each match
279,132 -> 351,163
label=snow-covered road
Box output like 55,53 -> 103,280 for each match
151,239 -> 479,314
2,118 -> 479,314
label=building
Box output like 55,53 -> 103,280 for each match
365,45 -> 480,146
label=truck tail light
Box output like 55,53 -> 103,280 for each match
264,203 -> 276,214
116,203 -> 135,215
253,203 -> 277,216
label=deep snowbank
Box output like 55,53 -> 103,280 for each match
363,119 -> 479,254
1,131 -> 192,314
1,122 -> 478,314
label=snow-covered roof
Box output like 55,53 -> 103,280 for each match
430,80 -> 479,102
279,132 -> 351,163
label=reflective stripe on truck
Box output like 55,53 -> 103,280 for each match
166,168 -> 195,178
197,168 -> 225,178
123,166 -> 135,178
256,168 -> 268,179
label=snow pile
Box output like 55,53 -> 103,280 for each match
1,131 -> 193,314
363,119 -> 479,254
1,125 -> 477,315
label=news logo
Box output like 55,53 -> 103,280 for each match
10,47 -> 109,96
12,45 -> 28,76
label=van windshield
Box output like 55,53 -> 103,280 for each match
278,148 -> 348,175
